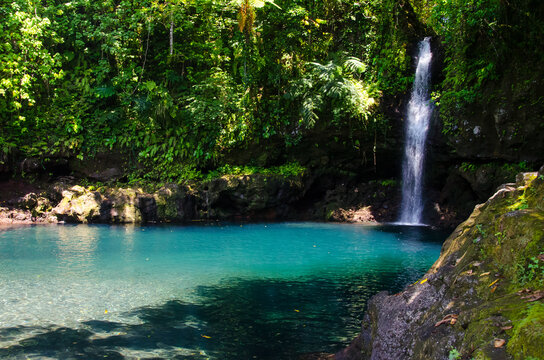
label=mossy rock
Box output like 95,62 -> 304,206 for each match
345,171 -> 544,360
507,302 -> 544,359
52,186 -> 103,223
154,185 -> 184,221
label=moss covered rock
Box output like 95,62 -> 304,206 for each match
197,174 -> 306,220
152,184 -> 193,222
49,183 -> 182,224
337,169 -> 544,360
52,186 -> 103,223
102,188 -> 143,223
52,185 -> 146,223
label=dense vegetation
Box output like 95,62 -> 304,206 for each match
426,0 -> 544,135
1,0 -> 543,181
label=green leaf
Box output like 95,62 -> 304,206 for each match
144,81 -> 156,92
95,86 -> 116,98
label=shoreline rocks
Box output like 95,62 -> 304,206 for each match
1,174 -> 310,225
0,174 -> 412,226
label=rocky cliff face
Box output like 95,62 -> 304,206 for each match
444,66 -> 544,164
336,167 -> 544,360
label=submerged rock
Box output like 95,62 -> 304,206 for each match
337,169 -> 544,360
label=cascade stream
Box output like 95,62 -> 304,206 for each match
399,37 -> 433,225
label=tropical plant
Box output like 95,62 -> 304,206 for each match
295,55 -> 378,128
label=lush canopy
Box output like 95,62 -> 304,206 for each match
1,0 -> 542,181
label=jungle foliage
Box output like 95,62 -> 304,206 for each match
426,0 -> 544,133
1,0 -> 542,181
0,0 -> 422,180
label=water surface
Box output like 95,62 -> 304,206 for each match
0,223 -> 446,359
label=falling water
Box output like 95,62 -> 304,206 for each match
399,37 -> 433,225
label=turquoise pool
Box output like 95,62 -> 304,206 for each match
0,223 -> 446,359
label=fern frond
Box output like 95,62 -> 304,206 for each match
301,96 -> 319,127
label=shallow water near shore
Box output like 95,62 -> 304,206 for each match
0,222 -> 446,359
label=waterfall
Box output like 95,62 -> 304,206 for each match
399,37 -> 433,225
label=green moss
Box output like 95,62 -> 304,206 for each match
158,200 -> 178,220
431,175 -> 544,360
456,294 -> 538,360
155,189 -> 180,221
204,162 -> 306,181
470,351 -> 493,360
466,193 -> 544,290
507,189 -> 531,212
463,315 -> 505,351
527,181 -> 544,212
508,303 -> 544,359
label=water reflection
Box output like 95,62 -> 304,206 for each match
121,225 -> 136,256
55,225 -> 98,272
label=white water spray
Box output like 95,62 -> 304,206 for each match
399,37 -> 433,225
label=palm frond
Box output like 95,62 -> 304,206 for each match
324,81 -> 345,98
253,0 -> 281,9
309,61 -> 338,83
343,57 -> 366,75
